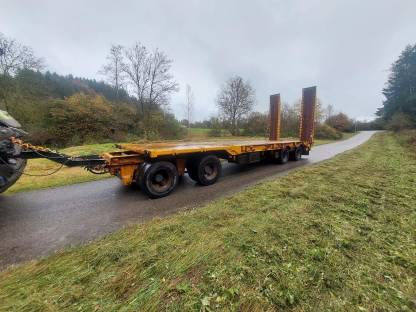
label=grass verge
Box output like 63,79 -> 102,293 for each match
0,132 -> 415,311
6,132 -> 357,194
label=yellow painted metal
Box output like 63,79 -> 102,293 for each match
119,165 -> 138,186
101,138 -> 308,185
101,151 -> 143,165
101,151 -> 143,186
117,139 -> 305,159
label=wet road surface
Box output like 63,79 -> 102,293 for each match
0,131 -> 376,269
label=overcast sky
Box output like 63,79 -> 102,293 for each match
1,0 -> 415,121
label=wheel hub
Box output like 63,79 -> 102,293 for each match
150,169 -> 172,192
154,173 -> 164,183
203,164 -> 217,180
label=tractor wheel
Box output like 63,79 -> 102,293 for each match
277,149 -> 289,164
191,155 -> 222,186
0,158 -> 27,194
139,161 -> 178,199
289,147 -> 302,161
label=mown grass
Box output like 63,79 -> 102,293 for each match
6,133 -> 356,194
0,132 -> 415,311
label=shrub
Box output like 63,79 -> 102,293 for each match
208,118 -> 223,137
315,124 -> 343,140
156,113 -> 186,140
326,113 -> 354,132
385,112 -> 414,132
242,112 -> 268,136
47,94 -> 114,146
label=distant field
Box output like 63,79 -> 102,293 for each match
0,132 -> 414,311
186,127 -> 214,138
6,132 -> 356,194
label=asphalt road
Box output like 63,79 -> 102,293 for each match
0,131 -> 376,270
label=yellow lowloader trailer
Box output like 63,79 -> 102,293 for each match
100,86 -> 317,198
8,86 -> 316,198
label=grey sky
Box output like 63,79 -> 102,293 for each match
1,0 -> 415,121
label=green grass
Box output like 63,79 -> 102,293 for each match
0,131 -> 415,311
186,128 -> 213,138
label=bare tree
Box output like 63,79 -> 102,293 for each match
122,43 -> 178,114
147,49 -> 178,109
281,102 -> 300,137
0,33 -> 44,111
325,104 -> 335,121
315,98 -> 325,124
0,33 -> 44,76
184,84 -> 194,128
217,76 -> 255,135
122,42 -> 149,113
100,44 -> 125,99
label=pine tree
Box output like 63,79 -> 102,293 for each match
378,44 -> 416,126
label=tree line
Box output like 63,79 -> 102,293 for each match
192,41 -> 416,138
3,31 -> 410,148
0,31 -> 359,147
190,43 -> 416,136
0,33 -> 184,146
187,75 -> 358,139
377,43 -> 416,131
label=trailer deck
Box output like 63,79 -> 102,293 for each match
100,137 -> 309,198
116,138 -> 305,158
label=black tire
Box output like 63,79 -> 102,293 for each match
277,149 -> 289,164
289,147 -> 302,161
191,155 -> 222,186
0,158 -> 27,194
139,161 -> 178,199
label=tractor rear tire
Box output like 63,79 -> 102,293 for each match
139,161 -> 178,199
0,158 -> 27,194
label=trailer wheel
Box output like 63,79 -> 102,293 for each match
139,161 -> 178,199
277,149 -> 289,164
289,148 -> 302,161
190,155 -> 222,186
